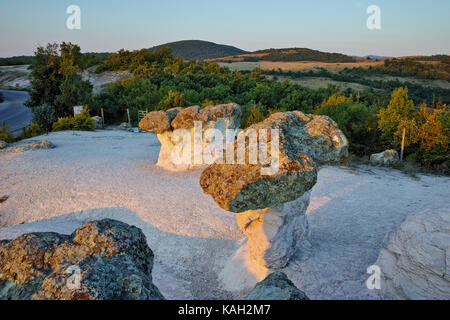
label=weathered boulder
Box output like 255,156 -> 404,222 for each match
375,209 -> 450,300
247,272 -> 309,300
370,149 -> 399,166
91,116 -> 103,129
200,111 -> 348,273
118,122 -> 131,131
139,103 -> 242,171
263,112 -> 348,164
0,219 -> 164,300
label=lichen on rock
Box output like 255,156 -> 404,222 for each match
247,272 -> 309,300
199,110 -> 348,274
0,219 -> 164,300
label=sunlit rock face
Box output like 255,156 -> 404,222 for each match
0,219 -> 164,300
376,209 -> 450,300
236,192 -> 312,269
139,104 -> 241,171
200,111 -> 348,276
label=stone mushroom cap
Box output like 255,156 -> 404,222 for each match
200,115 -> 318,213
139,103 -> 242,133
263,111 -> 348,164
139,107 -> 182,134
199,111 -> 348,213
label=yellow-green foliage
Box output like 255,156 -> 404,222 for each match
52,109 -> 94,131
378,87 -> 415,144
158,90 -> 185,111
21,122 -> 45,139
0,125 -> 14,143
245,103 -> 266,127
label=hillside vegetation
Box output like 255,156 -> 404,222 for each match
148,40 -> 247,60
217,48 -> 357,63
17,42 -> 450,173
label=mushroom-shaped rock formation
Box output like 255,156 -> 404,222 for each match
200,111 -> 348,283
139,103 -> 241,171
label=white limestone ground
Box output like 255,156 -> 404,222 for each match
0,130 -> 449,299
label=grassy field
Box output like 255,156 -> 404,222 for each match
366,75 -> 450,90
218,58 -> 384,72
270,75 -> 376,92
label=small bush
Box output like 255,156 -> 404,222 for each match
21,122 -> 45,139
32,104 -> 57,130
52,109 -> 94,132
0,125 -> 14,143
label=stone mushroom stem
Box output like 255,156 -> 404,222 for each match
235,191 -> 312,270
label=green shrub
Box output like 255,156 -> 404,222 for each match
52,109 -> 94,131
32,104 -> 57,130
0,125 -> 14,143
21,122 -> 45,139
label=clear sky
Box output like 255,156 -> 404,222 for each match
1,0 -> 449,57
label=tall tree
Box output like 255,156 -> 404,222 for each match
26,42 -> 92,117
378,87 -> 415,146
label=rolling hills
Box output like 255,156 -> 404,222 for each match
148,40 -> 248,60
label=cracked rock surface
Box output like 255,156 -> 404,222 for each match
0,219 -> 164,300
375,209 -> 450,300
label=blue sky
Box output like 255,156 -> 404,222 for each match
1,0 -> 449,57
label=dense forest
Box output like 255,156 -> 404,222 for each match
13,43 -> 450,173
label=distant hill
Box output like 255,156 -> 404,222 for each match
217,48 -> 357,63
148,40 -> 248,60
0,55 -> 34,66
365,55 -> 393,59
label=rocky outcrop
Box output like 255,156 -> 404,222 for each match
139,103 -> 241,171
0,219 -> 164,300
375,209 -> 450,300
370,149 -> 399,166
1,140 -> 55,153
200,111 -> 348,273
247,272 -> 309,300
91,116 -> 104,129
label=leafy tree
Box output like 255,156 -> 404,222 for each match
416,104 -> 448,152
26,43 -> 62,108
54,73 -> 93,116
158,90 -> 185,111
378,87 -> 415,146
26,42 -> 92,117
316,94 -> 380,155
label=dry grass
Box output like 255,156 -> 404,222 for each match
270,76 -> 375,92
259,60 -> 384,71
218,59 -> 384,72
